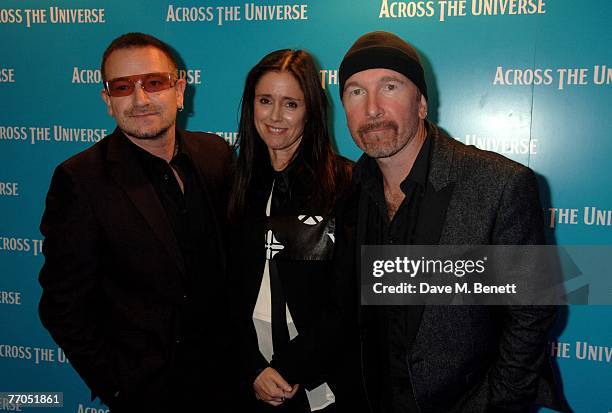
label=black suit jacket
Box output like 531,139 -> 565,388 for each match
38,128 -> 232,405
274,122 -> 569,413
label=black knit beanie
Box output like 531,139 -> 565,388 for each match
339,31 -> 428,101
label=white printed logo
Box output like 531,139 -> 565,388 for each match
298,215 -> 323,226
265,230 -> 284,259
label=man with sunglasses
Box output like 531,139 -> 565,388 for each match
38,33 -> 232,412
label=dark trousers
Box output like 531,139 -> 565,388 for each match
110,340 -> 231,413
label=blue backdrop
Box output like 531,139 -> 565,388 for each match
1,1 -> 610,411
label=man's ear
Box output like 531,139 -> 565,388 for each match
418,94 -> 428,119
175,78 -> 187,110
101,89 -> 114,117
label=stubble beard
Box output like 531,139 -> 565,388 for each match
119,104 -> 176,141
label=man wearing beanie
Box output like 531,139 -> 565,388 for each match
328,31 -> 566,412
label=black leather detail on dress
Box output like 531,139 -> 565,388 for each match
266,215 -> 335,261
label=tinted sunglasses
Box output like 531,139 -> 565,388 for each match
104,72 -> 178,97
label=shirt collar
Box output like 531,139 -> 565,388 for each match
125,130 -> 189,166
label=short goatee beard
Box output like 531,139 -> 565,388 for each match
356,119 -> 416,159
120,104 -> 175,140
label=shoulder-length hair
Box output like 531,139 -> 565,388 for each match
229,49 -> 340,221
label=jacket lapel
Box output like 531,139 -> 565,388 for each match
180,132 -> 227,274
408,124 -> 459,353
105,128 -> 185,275
414,124 -> 456,245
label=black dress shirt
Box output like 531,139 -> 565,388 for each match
357,135 -> 432,413
127,134 -> 223,345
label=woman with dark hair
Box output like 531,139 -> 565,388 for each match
228,49 -> 352,412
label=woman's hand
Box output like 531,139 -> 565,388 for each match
253,367 -> 300,406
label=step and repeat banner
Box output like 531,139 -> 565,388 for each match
1,0 -> 610,412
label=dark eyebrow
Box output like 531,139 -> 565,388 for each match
255,93 -> 303,102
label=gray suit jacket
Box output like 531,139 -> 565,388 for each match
351,122 -> 567,412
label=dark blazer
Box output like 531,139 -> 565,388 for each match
38,128 -> 232,407
274,122 -> 569,413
